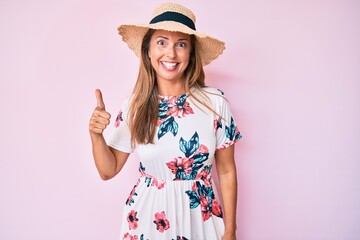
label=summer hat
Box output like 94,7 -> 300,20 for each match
118,2 -> 225,66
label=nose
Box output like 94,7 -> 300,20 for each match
166,46 -> 176,59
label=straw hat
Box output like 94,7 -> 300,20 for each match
118,3 -> 225,66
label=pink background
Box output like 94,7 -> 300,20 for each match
1,0 -> 359,239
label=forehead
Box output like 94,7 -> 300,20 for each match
152,30 -> 191,40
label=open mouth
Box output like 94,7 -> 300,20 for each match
161,61 -> 178,70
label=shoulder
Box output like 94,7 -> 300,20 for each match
114,95 -> 132,114
199,86 -> 227,105
201,86 -> 225,96
190,86 -> 228,113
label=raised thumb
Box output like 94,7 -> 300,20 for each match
95,89 -> 105,109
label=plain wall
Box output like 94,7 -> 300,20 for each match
0,0 -> 359,239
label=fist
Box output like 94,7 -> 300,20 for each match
89,89 -> 111,135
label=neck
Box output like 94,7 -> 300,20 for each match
157,80 -> 186,96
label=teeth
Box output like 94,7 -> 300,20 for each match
162,62 -> 177,69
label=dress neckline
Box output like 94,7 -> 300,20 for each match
158,87 -> 196,99
158,93 -> 188,99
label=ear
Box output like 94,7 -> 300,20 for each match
148,50 -> 151,58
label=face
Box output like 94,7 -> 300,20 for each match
148,30 -> 191,84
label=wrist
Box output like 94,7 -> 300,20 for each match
89,131 -> 104,140
223,230 -> 236,240
224,224 -> 237,234
224,229 -> 236,234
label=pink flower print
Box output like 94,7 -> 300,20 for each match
153,211 -> 170,233
200,196 -> 211,221
214,117 -> 222,131
186,181 -> 223,222
122,233 -> 138,240
151,178 -> 166,190
166,157 -> 194,179
114,110 -> 123,128
127,210 -> 139,230
194,144 -> 209,156
211,198 -> 223,218
195,168 -> 211,187
191,182 -> 197,192
167,96 -> 194,118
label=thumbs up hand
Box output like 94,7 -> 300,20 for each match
89,89 -> 111,135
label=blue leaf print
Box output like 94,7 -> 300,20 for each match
179,132 -> 200,158
125,184 -> 138,206
186,180 -> 223,221
204,165 -> 212,172
173,237 -> 189,240
158,117 -> 179,139
157,94 -> 194,139
167,132 -> 211,182
140,162 -> 146,172
140,234 -> 149,240
225,117 -> 237,141
195,181 -> 203,196
188,164 -> 203,179
158,100 -> 169,120
235,131 -> 242,141
175,94 -> 187,109
175,169 -> 187,180
204,186 -> 214,206
185,190 -> 200,209
145,177 -> 152,187
192,152 -> 209,164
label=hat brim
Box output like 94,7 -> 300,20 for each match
118,22 -> 225,66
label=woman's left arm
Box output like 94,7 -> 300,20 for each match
215,145 -> 237,240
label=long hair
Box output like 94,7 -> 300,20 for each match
128,29 -> 217,147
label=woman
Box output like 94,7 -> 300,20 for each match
89,3 -> 242,240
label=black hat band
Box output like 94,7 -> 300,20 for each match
149,11 -> 196,31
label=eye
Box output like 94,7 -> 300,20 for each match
177,42 -> 187,48
157,40 -> 165,46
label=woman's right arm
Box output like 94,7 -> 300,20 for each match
89,89 -> 130,180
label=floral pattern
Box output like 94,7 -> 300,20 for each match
126,180 -> 140,206
139,162 -> 166,189
157,94 -> 194,139
112,87 -> 241,239
217,116 -> 242,150
166,132 -> 209,180
172,237 -> 189,240
153,211 -> 170,233
195,165 -> 212,187
127,210 -> 139,230
122,233 -> 138,240
214,116 -> 222,131
226,117 -> 242,142
186,181 -> 223,221
115,110 -> 123,128
122,233 -> 147,240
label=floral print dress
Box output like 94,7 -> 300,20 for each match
107,87 -> 242,240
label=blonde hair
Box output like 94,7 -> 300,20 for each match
128,29 -> 218,147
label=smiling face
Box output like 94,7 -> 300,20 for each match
148,30 -> 192,85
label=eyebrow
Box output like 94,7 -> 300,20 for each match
156,36 -> 190,41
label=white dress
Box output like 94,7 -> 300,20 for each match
107,87 -> 242,240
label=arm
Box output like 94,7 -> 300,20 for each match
89,89 -> 130,180
215,145 -> 237,240
90,133 -> 129,180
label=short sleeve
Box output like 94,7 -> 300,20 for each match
214,94 -> 242,150
106,97 -> 134,153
